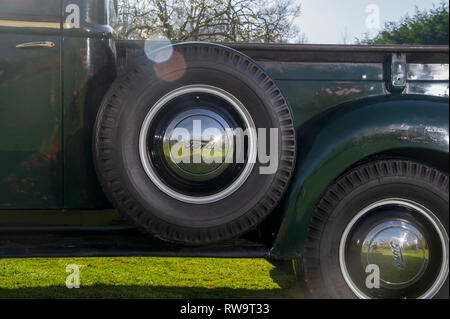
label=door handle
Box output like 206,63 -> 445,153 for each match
16,41 -> 55,48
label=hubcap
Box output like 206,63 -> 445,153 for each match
139,85 -> 257,204
362,220 -> 429,288
163,109 -> 234,182
340,199 -> 449,299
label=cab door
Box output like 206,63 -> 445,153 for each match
0,0 -> 63,208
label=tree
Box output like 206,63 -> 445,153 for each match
358,2 -> 449,45
115,0 -> 304,43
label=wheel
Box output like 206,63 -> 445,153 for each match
304,160 -> 449,299
93,42 -> 296,245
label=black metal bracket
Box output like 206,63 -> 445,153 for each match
388,53 -> 407,93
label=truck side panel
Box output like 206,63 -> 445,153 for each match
0,0 -> 63,208
271,95 -> 449,258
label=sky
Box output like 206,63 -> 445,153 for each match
295,0 -> 449,44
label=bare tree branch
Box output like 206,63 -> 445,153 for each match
114,0 -> 305,43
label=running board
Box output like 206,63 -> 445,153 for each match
0,228 -> 271,259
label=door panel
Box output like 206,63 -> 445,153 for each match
0,1 -> 62,208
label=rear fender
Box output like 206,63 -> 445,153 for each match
271,94 -> 449,258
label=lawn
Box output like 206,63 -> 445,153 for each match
0,257 -> 305,299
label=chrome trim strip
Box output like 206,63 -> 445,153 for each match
406,82 -> 449,97
407,64 -> 449,81
0,19 -> 62,29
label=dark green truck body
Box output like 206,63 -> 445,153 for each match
0,0 -> 448,258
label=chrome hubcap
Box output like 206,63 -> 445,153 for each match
139,85 -> 256,204
162,109 -> 234,182
340,199 -> 449,299
362,220 -> 429,288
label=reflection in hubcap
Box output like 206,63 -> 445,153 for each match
362,220 -> 429,287
163,109 -> 234,181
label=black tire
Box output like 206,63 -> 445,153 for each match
93,43 -> 296,245
304,160 -> 449,299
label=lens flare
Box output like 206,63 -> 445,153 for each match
154,51 -> 186,82
144,35 -> 173,63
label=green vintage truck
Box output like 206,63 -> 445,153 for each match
0,0 -> 448,299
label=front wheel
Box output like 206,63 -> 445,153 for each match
304,160 -> 449,299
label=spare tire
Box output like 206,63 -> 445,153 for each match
93,42 -> 296,245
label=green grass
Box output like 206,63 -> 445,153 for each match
0,257 -> 305,299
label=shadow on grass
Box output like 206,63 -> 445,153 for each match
0,267 -> 306,299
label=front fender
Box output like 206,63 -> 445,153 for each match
271,94 -> 449,258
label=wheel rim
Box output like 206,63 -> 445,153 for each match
339,199 -> 449,299
139,85 -> 257,204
